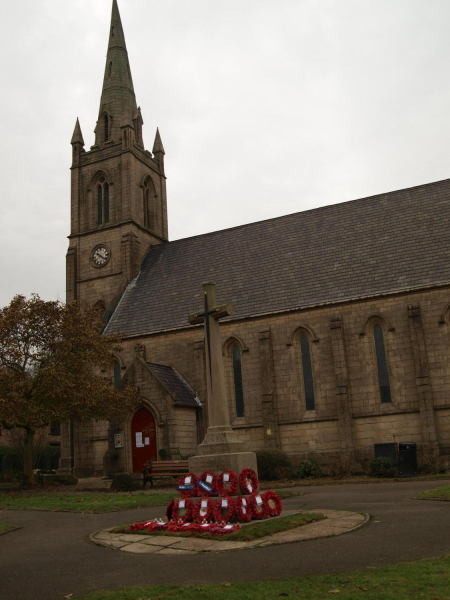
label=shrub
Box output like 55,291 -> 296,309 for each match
42,474 -> 78,485
111,473 -> 141,492
295,458 -> 322,479
367,457 -> 396,478
0,447 -> 22,472
418,454 -> 448,475
256,450 -> 293,481
328,456 -> 352,479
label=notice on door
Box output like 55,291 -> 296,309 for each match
135,432 -> 144,448
144,437 -> 150,446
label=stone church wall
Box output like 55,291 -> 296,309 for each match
112,284 -> 450,466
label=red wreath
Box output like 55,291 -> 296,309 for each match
178,472 -> 198,498
216,470 -> 238,497
213,496 -> 235,524
262,490 -> 283,517
239,468 -> 259,495
198,471 -> 218,497
169,498 -> 194,523
235,494 -> 252,523
248,493 -> 269,520
193,497 -> 215,523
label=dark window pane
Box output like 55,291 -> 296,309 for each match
104,114 -> 109,141
300,336 -> 315,410
114,362 -> 121,389
232,345 -> 245,417
374,324 -> 392,403
97,185 -> 102,224
50,422 -> 60,436
104,183 -> 109,223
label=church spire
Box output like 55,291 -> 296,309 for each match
95,0 -> 139,147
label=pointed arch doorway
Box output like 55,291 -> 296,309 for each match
131,407 -> 157,472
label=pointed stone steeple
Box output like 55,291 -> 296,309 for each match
95,0 -> 139,146
71,118 -> 85,146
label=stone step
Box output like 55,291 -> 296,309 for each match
76,478 -> 112,491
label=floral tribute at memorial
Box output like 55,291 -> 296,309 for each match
130,468 -> 282,536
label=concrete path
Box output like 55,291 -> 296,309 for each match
0,479 -> 449,600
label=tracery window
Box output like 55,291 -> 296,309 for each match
97,177 -> 110,225
232,345 -> 245,417
300,335 -> 315,411
373,324 -> 391,403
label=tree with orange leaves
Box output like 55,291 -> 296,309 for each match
0,294 -> 139,484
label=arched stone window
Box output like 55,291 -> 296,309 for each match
232,345 -> 245,418
300,335 -> 315,411
143,177 -> 156,229
97,176 -> 110,225
373,324 -> 391,403
114,362 -> 121,388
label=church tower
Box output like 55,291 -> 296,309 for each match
67,0 -> 168,319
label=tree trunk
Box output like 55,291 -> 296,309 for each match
23,427 -> 35,485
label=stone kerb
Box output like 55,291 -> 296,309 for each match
90,509 -> 369,555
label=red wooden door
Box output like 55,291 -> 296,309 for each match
131,408 -> 157,472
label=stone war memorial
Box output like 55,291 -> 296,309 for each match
59,0 -> 450,481
188,283 -> 257,475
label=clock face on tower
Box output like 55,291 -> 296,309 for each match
92,245 -> 110,267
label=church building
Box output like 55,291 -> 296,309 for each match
59,0 -> 450,477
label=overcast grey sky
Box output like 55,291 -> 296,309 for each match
1,0 -> 450,306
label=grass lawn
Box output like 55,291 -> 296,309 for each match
0,493 -> 174,513
73,553 -> 450,599
114,512 -> 325,542
418,484 -> 450,501
0,524 -> 17,534
266,473 -> 450,488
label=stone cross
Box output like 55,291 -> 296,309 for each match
189,283 -> 234,433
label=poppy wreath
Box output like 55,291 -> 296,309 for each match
170,498 -> 194,523
193,497 -> 215,523
216,470 -> 238,497
262,490 -> 283,517
213,496 -> 235,524
198,471 -> 218,497
239,468 -> 259,495
235,494 -> 252,523
178,472 -> 198,498
248,492 -> 269,520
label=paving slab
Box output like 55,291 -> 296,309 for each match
155,547 -> 196,555
121,543 -> 161,554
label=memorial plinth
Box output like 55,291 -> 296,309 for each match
188,283 -> 257,475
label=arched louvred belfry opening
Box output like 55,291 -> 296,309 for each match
373,324 -> 392,403
300,335 -> 315,411
104,114 -> 110,142
143,176 -> 157,230
232,345 -> 245,418
97,176 -> 110,225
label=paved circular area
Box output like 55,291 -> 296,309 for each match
0,479 -> 449,600
91,509 -> 368,554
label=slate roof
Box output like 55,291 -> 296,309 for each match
146,363 -> 201,408
105,178 -> 450,337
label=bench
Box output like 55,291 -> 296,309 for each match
142,460 -> 189,488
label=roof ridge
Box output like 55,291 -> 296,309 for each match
160,176 -> 450,248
